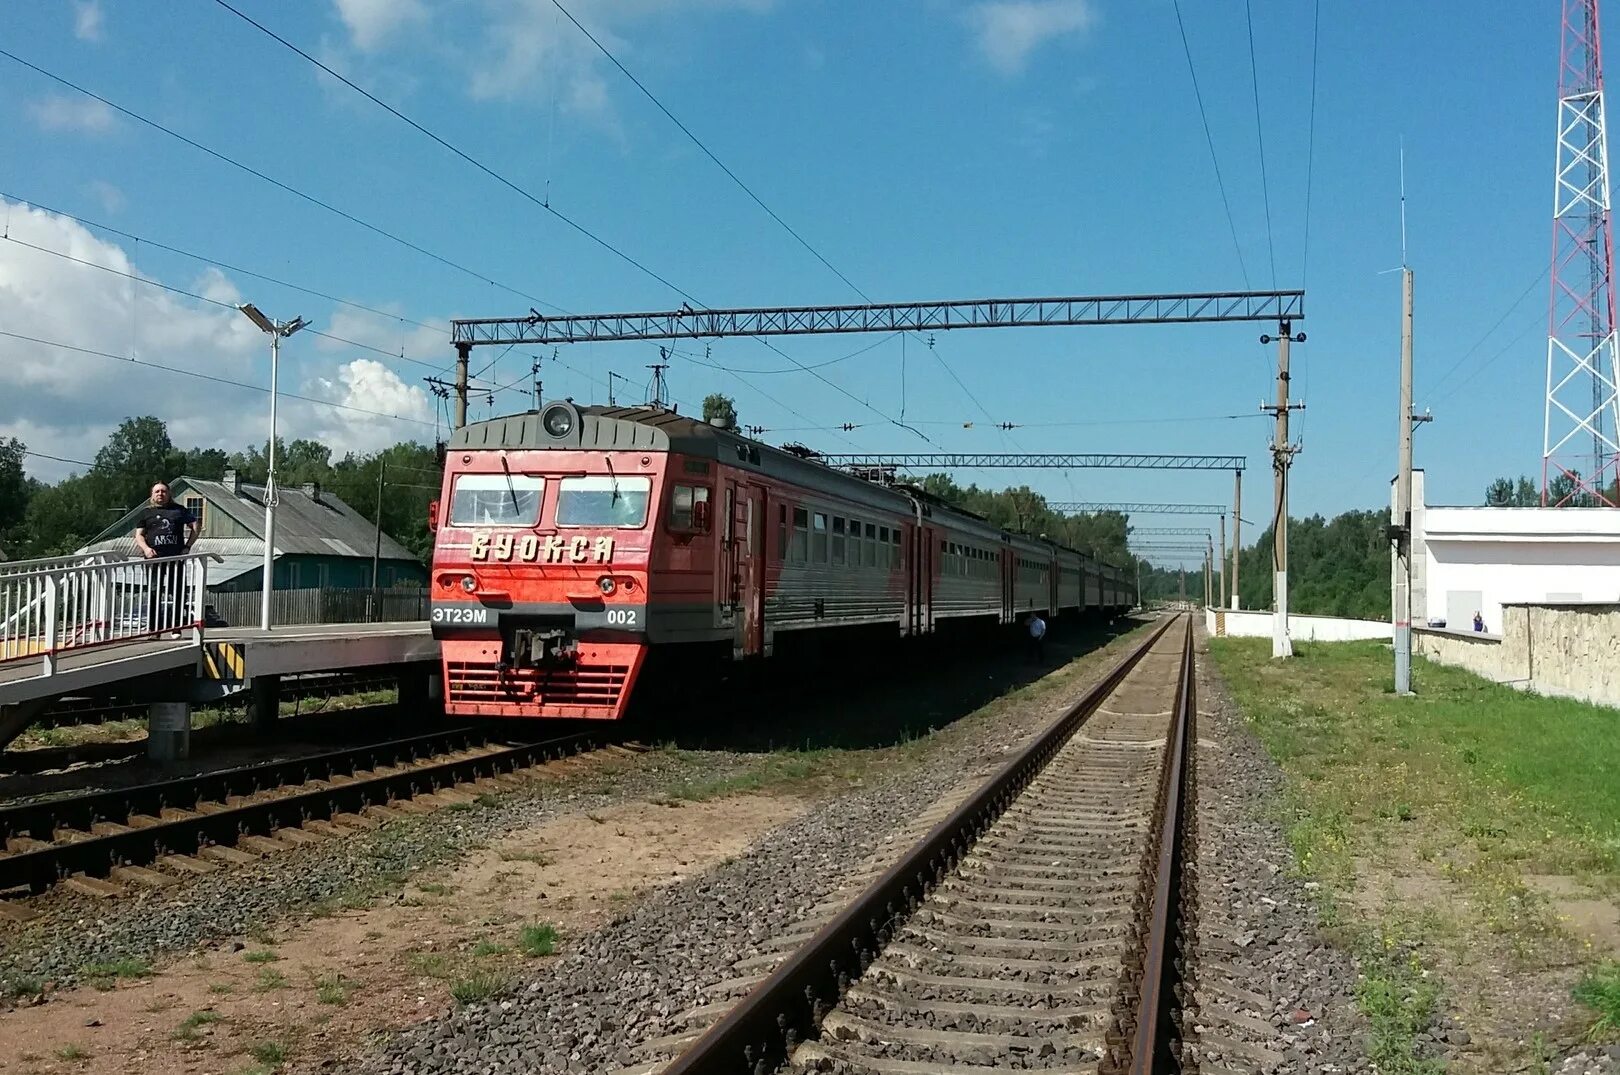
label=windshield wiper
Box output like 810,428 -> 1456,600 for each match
499,455 -> 522,517
603,456 -> 622,504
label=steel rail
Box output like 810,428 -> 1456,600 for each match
1128,613 -> 1196,1073
0,719 -> 481,842
662,614 -> 1184,1075
0,728 -> 601,894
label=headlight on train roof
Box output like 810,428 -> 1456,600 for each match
542,403 -> 574,438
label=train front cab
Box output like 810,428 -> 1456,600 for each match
429,405 -> 661,721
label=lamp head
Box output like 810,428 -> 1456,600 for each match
237,303 -> 275,334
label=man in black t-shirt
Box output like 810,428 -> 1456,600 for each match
133,482 -> 200,634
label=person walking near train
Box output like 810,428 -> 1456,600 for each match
133,482 -> 200,636
1027,611 -> 1047,663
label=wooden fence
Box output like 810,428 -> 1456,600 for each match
209,587 -> 429,627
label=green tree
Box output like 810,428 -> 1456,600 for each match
1485,474 -> 1540,506
702,393 -> 738,428
0,437 -> 31,548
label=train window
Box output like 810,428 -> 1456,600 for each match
448,473 -> 545,527
778,505 -> 788,560
812,513 -> 828,562
668,485 -> 712,531
878,527 -> 890,569
831,517 -> 846,565
792,508 -> 809,563
557,475 -> 651,528
863,523 -> 876,568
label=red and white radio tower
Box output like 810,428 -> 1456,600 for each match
1545,0 -> 1620,506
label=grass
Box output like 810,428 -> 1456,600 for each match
417,882 -> 454,896
496,848 -> 552,865
518,923 -> 558,957
209,981 -> 236,995
660,749 -> 834,802
55,1045 -> 89,1062
243,949 -> 279,964
314,972 -> 355,1006
1,974 -> 44,999
1575,963 -> 1620,1040
253,967 -> 289,992
172,1009 -> 225,1041
81,955 -> 154,989
471,940 -> 508,958
247,1040 -> 289,1067
1210,637 -> 1620,1057
408,952 -> 454,979
449,971 -> 506,1004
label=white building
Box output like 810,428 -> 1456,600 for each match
1406,469 -> 1620,633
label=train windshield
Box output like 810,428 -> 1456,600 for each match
449,474 -> 544,527
556,475 -> 651,528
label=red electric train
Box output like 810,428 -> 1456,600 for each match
427,401 -> 1132,721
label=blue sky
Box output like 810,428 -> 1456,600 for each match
0,0 -> 1574,549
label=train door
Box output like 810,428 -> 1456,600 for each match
727,480 -> 765,658
912,524 -> 933,634
1001,548 -> 1013,624
1049,558 -> 1059,615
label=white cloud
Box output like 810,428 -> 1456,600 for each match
333,0 -> 427,51
73,0 -> 104,43
27,95 -> 117,134
84,180 -> 125,215
315,306 -> 450,370
965,0 -> 1096,74
0,200 -> 432,478
303,358 -> 435,456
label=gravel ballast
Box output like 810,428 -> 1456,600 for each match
350,627 -> 1156,1075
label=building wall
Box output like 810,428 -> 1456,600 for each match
1208,608 -> 1392,641
184,493 -> 254,540
1415,604 -> 1620,710
1406,471 -> 1620,635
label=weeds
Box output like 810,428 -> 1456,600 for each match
243,949 -> 279,964
449,971 -> 506,1004
408,952 -> 453,979
518,923 -> 558,957
471,940 -> 508,958
417,882 -> 454,897
314,972 -> 355,1006
248,1040 -> 289,1067
254,968 -> 288,992
55,1045 -> 89,1061
172,1009 -> 225,1041
1575,962 -> 1620,1039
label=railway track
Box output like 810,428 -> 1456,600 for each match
628,613 -> 1195,1075
0,725 -> 628,902
29,669 -> 399,730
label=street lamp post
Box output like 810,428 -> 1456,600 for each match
237,303 -> 307,631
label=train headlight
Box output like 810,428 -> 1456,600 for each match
461,575 -> 478,593
597,575 -> 616,595
542,403 -> 575,438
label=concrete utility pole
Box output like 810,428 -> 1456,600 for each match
1218,514 -> 1227,608
1392,266 -> 1433,693
454,342 -> 471,429
1231,470 -> 1242,610
1263,320 -> 1306,658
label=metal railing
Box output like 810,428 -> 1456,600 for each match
207,586 -> 429,627
0,551 -> 220,675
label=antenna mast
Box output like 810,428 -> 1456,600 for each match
1545,0 -> 1620,506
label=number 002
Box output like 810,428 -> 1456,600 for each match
605,609 -> 637,626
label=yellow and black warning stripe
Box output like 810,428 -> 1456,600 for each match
203,641 -> 245,681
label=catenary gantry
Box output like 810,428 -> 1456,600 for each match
450,290 -> 1305,346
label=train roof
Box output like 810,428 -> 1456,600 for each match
452,405 -> 1124,570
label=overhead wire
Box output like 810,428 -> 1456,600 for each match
0,233 -> 450,374
0,48 -> 562,312
544,0 -> 994,439
1170,0 -> 1252,291
1300,0 -> 1321,287
0,191 -> 450,342
1243,0 -> 1278,287
204,6 -> 901,448
0,328 -> 437,428
1427,267 -> 1549,397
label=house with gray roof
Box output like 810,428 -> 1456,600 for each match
77,468 -> 427,592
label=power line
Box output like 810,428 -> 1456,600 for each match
1427,266 -> 1549,396
0,48 -> 560,312
1243,0 -> 1278,287
0,233 -> 449,374
206,8 -> 897,445
210,0 -> 689,301
0,328 -> 437,428
1301,0 -> 1322,286
1170,1 -> 1252,290
543,0 -> 978,439
2,190 -> 451,352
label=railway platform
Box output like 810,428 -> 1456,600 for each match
0,551 -> 437,758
